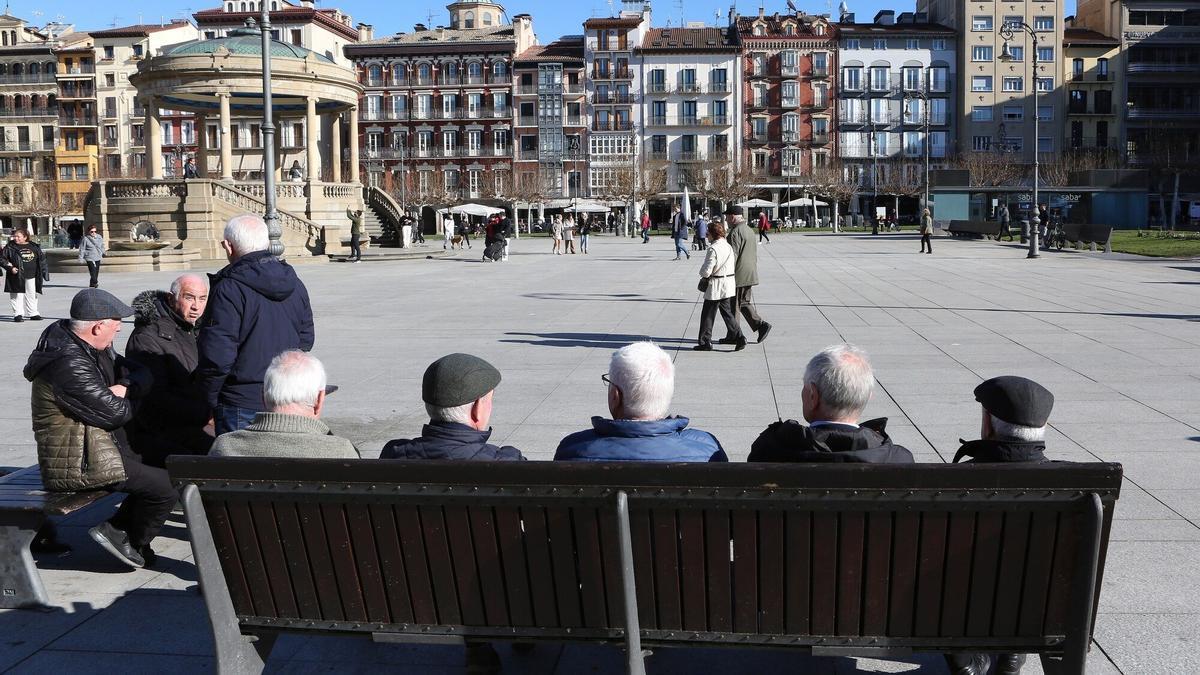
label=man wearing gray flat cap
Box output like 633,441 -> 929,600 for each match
381,353 -> 525,461
24,288 -> 176,569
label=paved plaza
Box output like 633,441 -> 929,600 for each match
2,231 -> 1199,672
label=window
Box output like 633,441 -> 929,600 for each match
930,98 -> 947,125
1072,58 -> 1084,79
1002,77 -> 1024,92
781,81 -> 798,106
906,38 -> 919,50
1002,105 -> 1024,121
972,105 -> 993,122
1036,77 -> 1053,92
843,67 -> 862,91
870,97 -> 890,124
903,130 -> 923,156
1034,16 -> 1054,31
290,29 -> 302,46
869,67 -> 889,91
972,76 -> 993,92
972,135 -> 991,151
1003,16 -> 1023,30
903,97 -> 922,124
873,39 -> 886,50
1037,105 -> 1053,121
104,73 -> 115,87
1007,46 -> 1024,61
972,46 -> 993,62
932,39 -> 947,50
102,46 -> 114,60
972,16 -> 993,31
132,44 -> 143,58
1037,137 -> 1053,153
1037,47 -> 1054,62
781,50 -> 798,74
845,38 -> 860,50
928,67 -> 948,92
873,131 -> 889,155
1098,58 -> 1109,80
752,54 -> 766,76
903,66 -> 921,91
813,52 -> 827,74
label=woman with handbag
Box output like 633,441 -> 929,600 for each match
695,220 -> 744,351
3,227 -> 47,322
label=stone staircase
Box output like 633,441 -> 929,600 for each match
360,207 -> 386,242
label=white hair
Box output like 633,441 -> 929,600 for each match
69,318 -> 108,334
425,401 -> 474,425
170,273 -> 208,297
803,344 -> 874,420
989,413 -> 1046,442
223,214 -> 270,254
608,342 -> 674,420
263,350 -> 326,410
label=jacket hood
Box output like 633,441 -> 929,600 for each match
24,320 -> 85,382
748,417 -> 915,464
953,438 -> 1048,464
591,416 -> 691,439
216,250 -> 300,302
132,290 -> 178,327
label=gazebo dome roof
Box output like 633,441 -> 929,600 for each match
166,21 -> 335,64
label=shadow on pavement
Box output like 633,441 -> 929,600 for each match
500,331 -> 691,349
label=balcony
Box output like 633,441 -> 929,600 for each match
594,92 -> 636,104
811,66 -> 829,79
413,76 -> 436,86
364,77 -> 385,87
516,84 -> 538,95
1127,107 -> 1200,119
708,150 -> 730,162
592,120 -> 632,132
0,141 -> 46,152
58,65 -> 95,76
0,107 -> 56,118
645,151 -> 667,161
1070,72 -> 1111,83
518,149 -> 539,161
464,76 -> 487,86
516,116 -> 538,126
0,73 -> 57,85
747,133 -> 769,144
1068,104 -> 1113,116
811,133 -> 830,145
59,86 -> 94,99
676,82 -> 703,94
102,108 -> 118,119
677,116 -> 698,126
747,69 -> 768,80
1067,136 -> 1118,151
564,83 -> 585,95
868,82 -> 902,95
806,99 -> 830,110
677,151 -> 704,162
564,116 -> 585,126
840,144 -> 871,159
869,112 -> 898,125
782,130 -> 800,143
491,108 -> 510,118
839,109 -> 867,125
439,76 -> 463,86
699,115 -> 729,126
781,64 -> 799,77
1127,63 -> 1200,75
708,81 -> 730,93
592,69 -> 631,80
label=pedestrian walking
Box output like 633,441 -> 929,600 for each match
579,216 -> 591,254
67,221 -> 82,249
919,207 -> 934,254
725,205 -> 773,344
694,220 -> 743,352
500,210 -> 514,260
78,224 -> 105,287
346,208 -> 364,262
3,227 -> 47,321
996,203 -> 1013,242
551,215 -> 563,254
1037,204 -> 1049,248
671,204 -> 690,260
443,212 -> 455,249
564,216 -> 577,254
458,216 -> 473,249
757,211 -> 771,243
694,209 -> 709,251
640,211 -> 651,243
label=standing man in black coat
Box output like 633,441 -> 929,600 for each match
126,274 -> 213,467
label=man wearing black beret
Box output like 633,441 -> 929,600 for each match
381,353 -> 524,461
946,375 -> 1054,675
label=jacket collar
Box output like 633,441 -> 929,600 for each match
422,420 -> 494,444
247,412 -> 331,436
591,416 -> 690,438
954,438 -> 1048,463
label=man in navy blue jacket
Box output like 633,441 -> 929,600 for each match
197,215 -> 315,435
555,342 -> 727,462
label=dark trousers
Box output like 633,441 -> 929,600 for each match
759,230 -> 770,242
920,233 -> 933,252
461,231 -> 472,248
997,221 -> 1012,241
349,235 -> 362,260
641,228 -> 650,243
699,297 -> 742,346
731,286 -> 765,334
109,445 -> 177,549
86,260 -> 101,287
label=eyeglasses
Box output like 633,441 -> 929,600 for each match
601,373 -> 612,387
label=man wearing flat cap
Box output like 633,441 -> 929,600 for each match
24,289 -> 177,569
381,353 -> 524,461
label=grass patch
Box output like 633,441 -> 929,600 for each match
1108,230 -> 1200,258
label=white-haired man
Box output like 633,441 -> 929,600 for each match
749,344 -> 912,463
198,214 -> 315,435
555,342 -> 727,462
210,350 -> 357,458
126,273 -> 213,466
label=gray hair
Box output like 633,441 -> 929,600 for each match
608,342 -> 674,420
263,350 -> 326,410
170,273 -> 208,297
69,318 -> 109,334
223,214 -> 270,254
425,401 -> 474,425
803,344 -> 874,419
989,413 -> 1046,443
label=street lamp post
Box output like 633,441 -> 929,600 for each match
257,11 -> 282,257
999,21 -> 1040,259
903,89 -> 932,216
870,121 -> 879,234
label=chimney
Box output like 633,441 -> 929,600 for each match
897,12 -> 914,24
437,26 -> 446,40
299,0 -> 315,8
414,23 -> 427,32
357,22 -> 373,41
874,10 -> 895,25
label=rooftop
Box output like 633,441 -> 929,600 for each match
637,27 -> 740,53
836,22 -> 954,35
514,36 -> 584,65
1063,27 -> 1120,46
88,21 -> 193,38
351,23 -> 515,47
165,23 -> 335,63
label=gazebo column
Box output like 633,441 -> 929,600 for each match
195,113 -> 208,176
330,112 -> 342,183
348,105 -> 360,184
305,96 -> 319,181
145,97 -> 163,179
219,93 -> 233,181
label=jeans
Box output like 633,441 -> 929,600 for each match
674,237 -> 689,258
349,235 -> 362,260
214,405 -> 259,436
86,260 -> 101,287
579,234 -> 588,253
759,231 -> 770,242
109,445 -> 177,549
642,228 -> 650,243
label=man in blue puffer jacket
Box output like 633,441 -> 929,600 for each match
555,342 -> 727,462
197,214 -> 315,435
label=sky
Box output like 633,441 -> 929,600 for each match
30,0 -> 1078,43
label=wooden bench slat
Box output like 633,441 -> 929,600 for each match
228,499 -> 277,617
469,506 -> 511,627
546,506 -> 583,627
915,512 -> 949,637
703,509 -> 732,633
992,512 -> 1032,637
297,502 -> 346,621
1018,511 -> 1060,636
395,505 -> 438,624
888,512 -> 920,637
249,501 -> 300,619
862,512 -> 893,636
811,513 -> 837,635
784,511 -> 811,635
677,510 -> 707,632
274,502 -> 323,620
572,507 -> 609,629
758,511 -> 786,634
836,512 -> 866,636
965,512 -> 1004,636
443,505 -> 486,626
630,509 -> 657,629
344,503 -> 390,623
651,508 -> 683,631
598,510 -> 627,630
367,504 -> 415,624
1044,511 -> 1079,635
419,505 -> 463,625
940,512 -> 976,636
207,499 -> 256,617
731,510 -> 757,634
520,506 -> 560,627
493,507 -> 533,627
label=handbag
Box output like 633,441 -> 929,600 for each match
697,277 -> 709,293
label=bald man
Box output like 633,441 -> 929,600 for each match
126,274 -> 214,467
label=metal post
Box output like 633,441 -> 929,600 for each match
871,121 -> 879,234
614,491 -> 646,675
923,92 -> 931,212
259,11 -> 282,257
1030,31 -> 1040,259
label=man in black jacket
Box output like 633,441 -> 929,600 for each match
24,289 -> 176,569
198,214 -> 315,435
945,375 -> 1055,675
126,274 -> 213,467
748,344 -> 913,464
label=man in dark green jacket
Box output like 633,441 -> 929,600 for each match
723,205 -> 772,344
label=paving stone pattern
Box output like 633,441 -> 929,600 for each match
2,232 -> 1197,671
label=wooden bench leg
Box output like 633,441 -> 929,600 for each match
181,484 -> 266,675
614,491 -> 647,675
0,511 -> 50,609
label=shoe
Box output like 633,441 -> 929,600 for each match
13,315 -> 23,322
734,339 -> 747,351
718,336 -> 738,345
926,250 -> 932,254
945,653 -> 992,675
693,344 -> 713,351
89,522 -> 145,568
673,256 -> 681,261
994,654 -> 1026,675
30,525 -> 72,555
29,315 -> 43,320
140,543 -> 158,568
757,322 -> 772,344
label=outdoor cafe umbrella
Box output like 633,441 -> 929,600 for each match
736,198 -> 776,209
563,202 -> 611,213
444,203 -> 505,217
779,197 -> 830,207
682,185 -> 692,223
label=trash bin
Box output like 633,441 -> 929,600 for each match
1019,219 -> 1029,244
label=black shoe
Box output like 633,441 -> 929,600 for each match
718,336 -> 738,345
733,339 -> 746,351
13,315 -> 23,322
31,524 -> 72,555
994,654 -> 1026,675
29,315 -> 42,320
757,322 -> 772,344
693,344 -> 713,351
945,653 -> 992,675
89,522 -> 145,568
140,543 -> 158,568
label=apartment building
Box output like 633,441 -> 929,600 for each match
0,15 -> 57,230
513,35 -> 588,201
583,1 -> 652,198
194,0 -> 358,68
344,1 -> 533,200
736,8 -> 836,189
636,25 -> 741,199
54,33 -> 97,215
1062,26 -> 1121,154
920,0 -> 1066,161
836,11 -> 955,213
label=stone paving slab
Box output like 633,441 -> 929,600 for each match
4,231 -> 1200,671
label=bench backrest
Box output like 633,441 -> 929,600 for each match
1061,223 -> 1112,245
170,459 -> 1120,657
948,220 -> 1001,235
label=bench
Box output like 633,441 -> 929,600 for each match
0,466 -> 110,608
1060,224 -> 1113,253
946,220 -> 1002,239
168,458 -> 1122,675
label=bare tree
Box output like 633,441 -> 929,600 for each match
704,162 -> 757,212
28,181 -> 74,238
809,161 -> 859,232
599,165 -> 639,236
1039,149 -> 1117,188
506,171 -> 544,233
877,160 -> 924,222
1131,125 -> 1198,229
953,150 -> 1028,188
